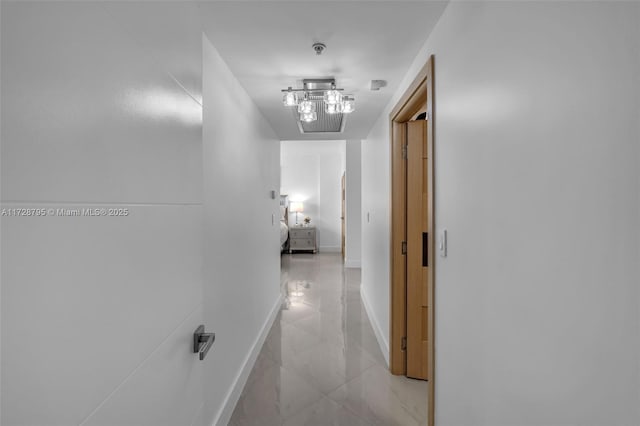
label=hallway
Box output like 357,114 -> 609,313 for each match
2,2 -> 639,425
229,254 -> 427,426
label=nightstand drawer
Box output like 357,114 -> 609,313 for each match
290,238 -> 315,249
290,228 -> 315,239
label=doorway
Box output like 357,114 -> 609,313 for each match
389,56 -> 435,426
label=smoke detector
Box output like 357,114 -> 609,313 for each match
312,42 -> 326,55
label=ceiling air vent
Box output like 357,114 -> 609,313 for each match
295,94 -> 346,134
370,79 -> 387,91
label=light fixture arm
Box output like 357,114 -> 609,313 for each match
280,88 -> 345,93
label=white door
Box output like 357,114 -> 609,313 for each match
1,3 -> 206,425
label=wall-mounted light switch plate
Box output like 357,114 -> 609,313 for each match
439,229 -> 447,257
270,190 -> 276,199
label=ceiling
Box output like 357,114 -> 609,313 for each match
197,1 -> 448,141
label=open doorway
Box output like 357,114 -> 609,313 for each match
280,140 -> 346,254
389,56 -> 435,426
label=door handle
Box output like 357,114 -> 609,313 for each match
193,325 -> 215,361
422,232 -> 428,267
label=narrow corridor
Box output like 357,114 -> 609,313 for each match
229,253 -> 427,426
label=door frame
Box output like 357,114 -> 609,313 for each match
388,55 -> 435,426
341,172 -> 346,260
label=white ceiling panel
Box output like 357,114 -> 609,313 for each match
198,1 -> 448,140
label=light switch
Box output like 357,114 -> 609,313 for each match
439,230 -> 447,257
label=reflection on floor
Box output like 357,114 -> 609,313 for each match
229,253 -> 428,426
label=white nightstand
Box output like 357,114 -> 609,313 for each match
289,226 -> 317,253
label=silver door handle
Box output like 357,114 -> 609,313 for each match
193,325 -> 215,361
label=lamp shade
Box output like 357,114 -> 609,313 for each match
282,91 -> 299,107
342,97 -> 355,113
298,99 -> 315,114
290,202 -> 304,213
323,90 -> 342,105
300,111 -> 317,122
325,103 -> 341,114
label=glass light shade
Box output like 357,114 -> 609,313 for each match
300,111 -> 317,122
297,99 -> 316,114
282,92 -> 299,107
323,90 -> 342,105
325,103 -> 342,114
342,98 -> 355,113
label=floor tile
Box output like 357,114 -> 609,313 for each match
344,323 -> 387,366
327,364 -> 428,426
279,340 -> 377,394
280,294 -> 318,324
244,350 -> 278,389
282,397 -> 372,426
263,322 -> 323,365
229,253 -> 428,426
291,310 -> 346,345
230,362 -> 324,426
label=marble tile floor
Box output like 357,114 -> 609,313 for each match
229,253 -> 428,426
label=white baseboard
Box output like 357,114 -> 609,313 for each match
319,246 -> 341,253
212,294 -> 283,426
344,259 -> 361,268
360,285 -> 390,367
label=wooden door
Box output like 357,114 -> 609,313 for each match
406,120 -> 429,380
341,173 -> 346,260
389,57 -> 434,425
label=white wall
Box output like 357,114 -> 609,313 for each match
636,7 -> 640,415
361,110 -> 392,358
1,2 -> 205,425
345,140 -> 362,268
281,140 -> 345,252
1,5 -> 283,426
362,2 -> 640,425
202,35 -> 281,426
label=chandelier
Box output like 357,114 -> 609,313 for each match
281,79 -> 355,123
